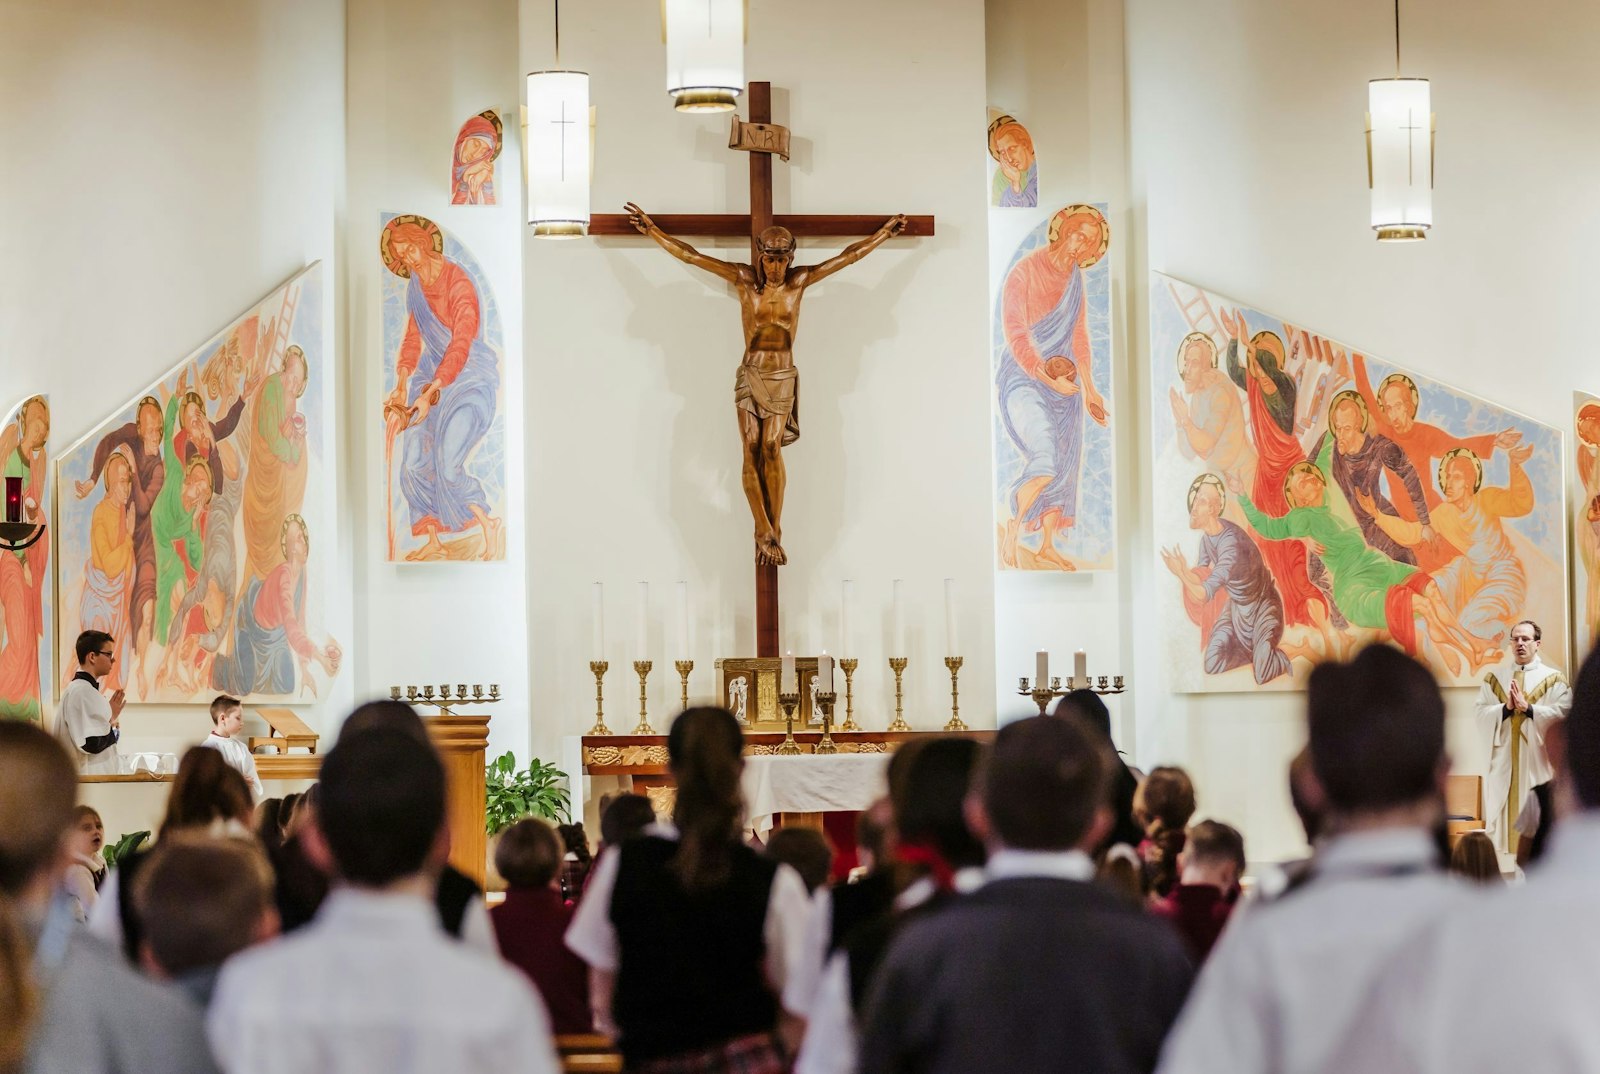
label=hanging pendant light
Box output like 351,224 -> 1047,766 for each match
663,0 -> 744,113
1366,0 -> 1433,242
527,1 -> 590,237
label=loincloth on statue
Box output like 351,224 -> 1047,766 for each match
735,359 -> 800,446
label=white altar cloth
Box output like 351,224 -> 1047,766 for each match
742,753 -> 891,836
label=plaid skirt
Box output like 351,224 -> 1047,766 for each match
628,1033 -> 788,1074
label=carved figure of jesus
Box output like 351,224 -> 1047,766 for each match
625,202 -> 907,566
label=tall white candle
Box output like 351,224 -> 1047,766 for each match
1075,649 -> 1088,685
636,581 -> 649,656
1037,649 -> 1049,686
592,582 -> 604,658
841,579 -> 854,657
892,579 -> 905,656
675,581 -> 689,659
819,652 -> 835,693
781,651 -> 796,694
944,578 -> 958,655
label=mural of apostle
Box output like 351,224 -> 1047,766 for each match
997,205 -> 1110,571
380,214 -> 504,561
1161,474 -> 1292,684
0,397 -> 49,720
987,112 -> 1038,208
1169,332 -> 1257,499
1316,390 -> 1433,566
451,110 -> 502,206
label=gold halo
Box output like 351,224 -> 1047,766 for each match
1283,461 -> 1325,506
180,391 -> 206,420
280,513 -> 309,560
380,214 -> 444,279
1187,473 -> 1226,513
1328,389 -> 1370,435
1177,332 -> 1218,376
479,110 -> 504,161
284,345 -> 309,397
986,113 -> 1027,162
1438,447 -> 1483,495
1047,204 -> 1110,268
1376,372 -> 1419,416
1250,331 -> 1286,374
16,395 -> 46,433
136,395 -> 161,422
1578,402 -> 1600,445
103,447 -> 133,491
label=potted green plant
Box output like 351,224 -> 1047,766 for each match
104,830 -> 150,870
484,752 -> 570,835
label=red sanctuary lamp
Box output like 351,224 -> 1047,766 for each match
3,476 -> 20,522
0,474 -> 45,552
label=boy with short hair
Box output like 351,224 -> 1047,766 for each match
198,695 -> 263,801
57,629 -> 126,775
1151,819 -> 1245,962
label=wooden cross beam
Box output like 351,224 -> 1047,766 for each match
594,82 -> 934,658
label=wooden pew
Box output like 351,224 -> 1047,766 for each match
556,1034 -> 622,1073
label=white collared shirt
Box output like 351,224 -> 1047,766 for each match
1155,827 -> 1469,1074
198,733 -> 264,801
208,889 -> 559,1074
984,848 -> 1095,884
1327,814 -> 1600,1073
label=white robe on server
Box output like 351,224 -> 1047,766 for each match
199,732 -> 264,801
1475,655 -> 1570,854
55,671 -> 121,775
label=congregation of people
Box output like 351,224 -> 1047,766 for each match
3,621 -> 1597,1073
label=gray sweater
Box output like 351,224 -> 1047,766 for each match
858,877 -> 1194,1074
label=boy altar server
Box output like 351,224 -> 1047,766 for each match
199,695 -> 264,801
57,629 -> 126,775
1476,620 -> 1571,857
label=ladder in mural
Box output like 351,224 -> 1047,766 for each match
1167,278 -> 1225,340
260,281 -> 302,375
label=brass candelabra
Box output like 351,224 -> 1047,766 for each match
944,657 -> 967,731
675,660 -> 694,712
632,661 -> 655,735
887,657 -> 911,732
1018,674 -> 1127,715
815,692 -> 839,754
394,683 -> 500,716
587,661 -> 611,735
776,692 -> 803,755
838,658 -> 861,731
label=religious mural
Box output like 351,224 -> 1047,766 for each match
1149,273 -> 1567,692
986,110 -> 1038,208
1576,392 -> 1600,661
379,213 -> 507,562
450,110 -> 502,206
0,395 -> 50,721
993,203 -> 1114,572
56,265 -> 341,703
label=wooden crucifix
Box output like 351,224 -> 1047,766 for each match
595,82 -> 934,658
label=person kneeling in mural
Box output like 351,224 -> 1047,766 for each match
1162,473 -> 1293,684
1232,463 -> 1492,676
57,629 -> 126,775
214,515 -> 340,699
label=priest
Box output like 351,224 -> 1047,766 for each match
1475,619 -> 1571,857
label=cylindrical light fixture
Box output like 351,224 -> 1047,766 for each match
526,70 -> 590,238
1367,77 -> 1432,242
663,0 -> 743,112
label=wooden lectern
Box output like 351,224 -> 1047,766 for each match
424,715 -> 491,887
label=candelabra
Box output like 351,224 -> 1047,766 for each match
393,683 -> 500,716
815,692 -> 839,754
887,657 -> 911,732
587,661 -> 611,735
632,661 -> 655,735
675,660 -> 694,712
1018,673 -> 1127,714
776,692 -> 803,755
944,657 -> 967,731
838,658 -> 861,731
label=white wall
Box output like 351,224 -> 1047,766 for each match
520,0 -> 994,766
1126,0 -> 1600,859
0,0 -> 351,778
346,0 -> 531,765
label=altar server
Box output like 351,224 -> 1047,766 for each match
56,629 -> 125,775
1328,644 -> 1600,1072
1475,619 -> 1571,857
1155,645 -> 1467,1074
198,695 -> 264,801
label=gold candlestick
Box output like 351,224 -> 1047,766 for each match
887,657 -> 911,732
632,660 -> 655,735
675,659 -> 694,712
944,657 -> 967,731
839,658 -> 860,731
815,692 -> 839,754
587,661 -> 612,735
777,692 -> 803,755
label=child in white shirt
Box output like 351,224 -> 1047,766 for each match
199,695 -> 264,801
